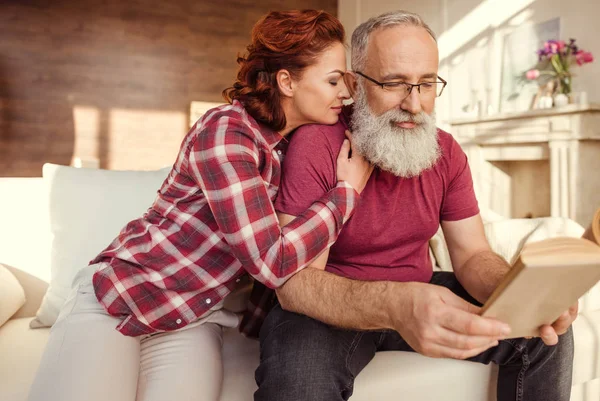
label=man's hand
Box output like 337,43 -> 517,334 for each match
389,282 -> 511,360
537,302 -> 578,346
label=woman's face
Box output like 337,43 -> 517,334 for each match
291,42 -> 350,126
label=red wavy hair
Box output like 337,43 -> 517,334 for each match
222,10 -> 345,131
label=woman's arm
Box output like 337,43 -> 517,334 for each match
189,117 -> 358,289
274,212 -> 393,330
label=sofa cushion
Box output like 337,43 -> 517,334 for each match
0,264 -> 26,327
353,352 -> 496,401
0,318 -> 49,401
2,265 -> 49,320
0,320 -> 497,401
572,310 -> 600,385
221,330 -> 498,401
31,164 -> 170,328
0,321 -> 263,401
430,216 -> 585,271
5,314 -> 600,401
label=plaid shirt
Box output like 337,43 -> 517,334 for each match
91,100 -> 358,337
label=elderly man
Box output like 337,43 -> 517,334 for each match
252,10 -> 576,401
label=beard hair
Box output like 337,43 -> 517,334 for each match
350,84 -> 441,178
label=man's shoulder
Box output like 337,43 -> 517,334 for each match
436,128 -> 457,147
289,120 -> 347,154
436,128 -> 464,160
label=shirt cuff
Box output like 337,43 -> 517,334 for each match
325,181 -> 360,224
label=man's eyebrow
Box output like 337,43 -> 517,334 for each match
381,72 -> 438,81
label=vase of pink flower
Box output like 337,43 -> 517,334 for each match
524,39 -> 594,106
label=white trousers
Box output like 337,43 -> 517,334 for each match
28,265 -> 240,401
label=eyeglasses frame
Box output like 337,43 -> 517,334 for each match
354,71 -> 447,99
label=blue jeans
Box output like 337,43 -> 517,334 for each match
255,272 -> 574,401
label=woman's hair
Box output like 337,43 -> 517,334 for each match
222,10 -> 345,131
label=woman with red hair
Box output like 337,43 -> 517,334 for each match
29,9 -> 371,401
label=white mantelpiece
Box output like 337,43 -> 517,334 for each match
450,104 -> 600,227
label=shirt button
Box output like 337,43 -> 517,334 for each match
277,150 -> 282,155
176,319 -> 182,324
205,298 -> 212,304
235,278 -> 241,283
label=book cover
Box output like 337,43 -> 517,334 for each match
481,207 -> 600,338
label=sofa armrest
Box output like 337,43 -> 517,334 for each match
3,264 -> 48,319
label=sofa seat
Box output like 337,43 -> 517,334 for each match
5,311 -> 600,401
6,309 -> 600,401
0,318 -> 49,401
1,317 -> 501,401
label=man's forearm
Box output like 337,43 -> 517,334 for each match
455,250 -> 511,304
276,268 -> 398,331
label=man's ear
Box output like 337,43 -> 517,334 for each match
276,69 -> 294,98
343,71 -> 359,99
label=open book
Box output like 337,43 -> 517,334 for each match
481,208 -> 600,338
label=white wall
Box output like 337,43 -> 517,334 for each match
339,0 -> 600,130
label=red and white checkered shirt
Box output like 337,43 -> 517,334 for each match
91,100 -> 358,337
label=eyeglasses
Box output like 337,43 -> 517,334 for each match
355,71 -> 447,99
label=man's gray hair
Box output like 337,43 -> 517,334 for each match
351,10 -> 437,71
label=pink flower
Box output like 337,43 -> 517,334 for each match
575,51 -> 594,65
557,40 -> 566,51
526,69 -> 540,80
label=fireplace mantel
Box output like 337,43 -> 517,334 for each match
450,104 -> 600,226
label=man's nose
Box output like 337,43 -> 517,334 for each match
400,88 -> 422,115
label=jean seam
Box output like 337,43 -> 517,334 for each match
53,283 -> 84,365
506,339 -> 524,351
342,332 -> 365,393
258,306 -> 286,345
505,339 -> 529,401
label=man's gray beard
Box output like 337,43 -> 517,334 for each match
351,85 -> 441,178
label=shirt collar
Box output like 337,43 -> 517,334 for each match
258,122 -> 284,149
234,100 -> 284,150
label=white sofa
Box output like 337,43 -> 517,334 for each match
1,164 -> 599,401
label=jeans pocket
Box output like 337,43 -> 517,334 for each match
77,281 -> 94,295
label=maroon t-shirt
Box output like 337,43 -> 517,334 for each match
274,110 -> 479,283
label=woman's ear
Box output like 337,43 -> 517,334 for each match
343,71 -> 359,99
276,69 -> 294,98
